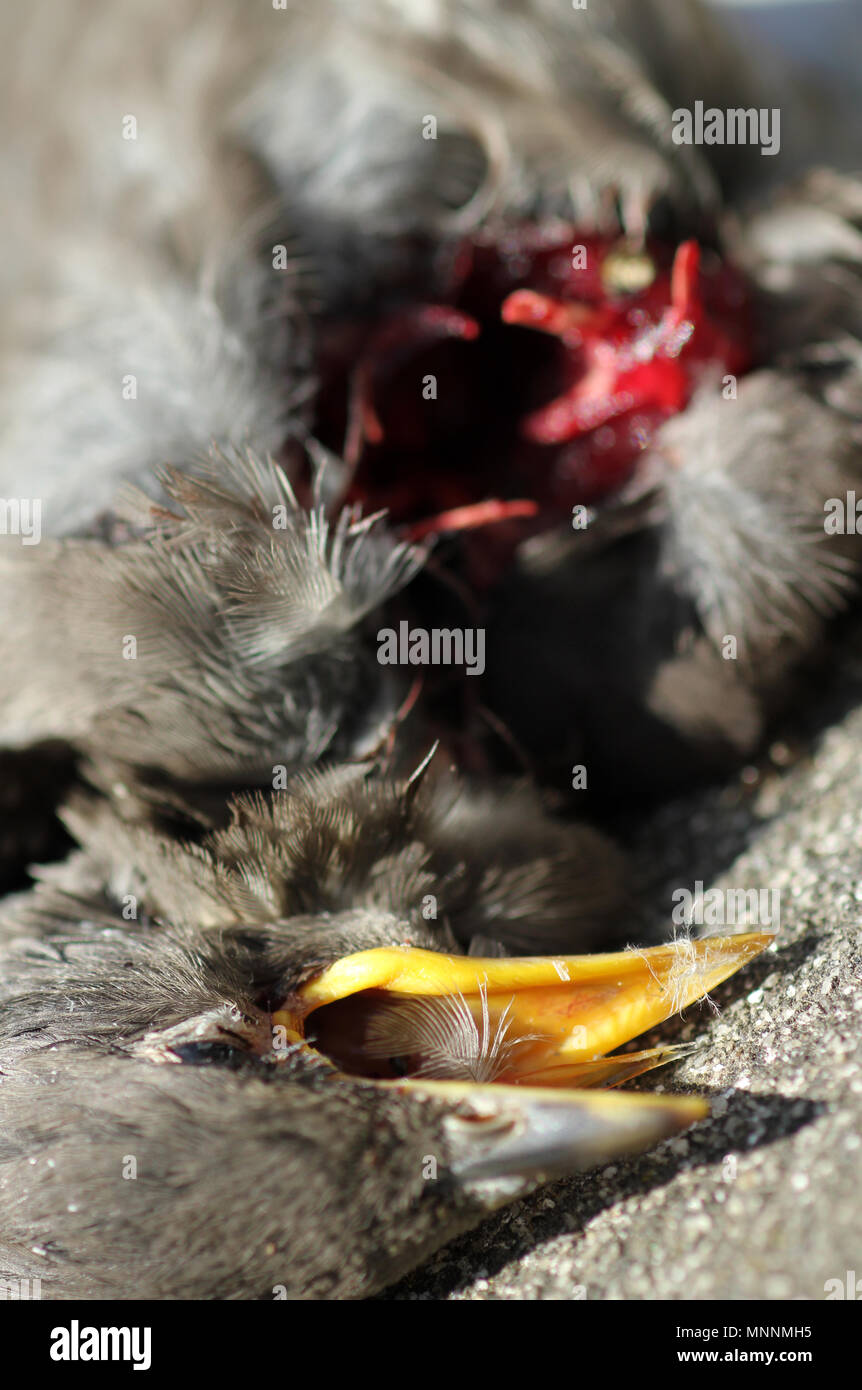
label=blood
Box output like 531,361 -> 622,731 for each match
310,224 -> 753,575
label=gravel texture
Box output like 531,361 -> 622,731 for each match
387,633 -> 862,1300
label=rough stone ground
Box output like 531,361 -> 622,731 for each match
387,631 -> 862,1300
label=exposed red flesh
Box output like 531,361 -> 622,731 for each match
344,306 -> 480,468
310,225 -> 753,569
404,498 -> 538,543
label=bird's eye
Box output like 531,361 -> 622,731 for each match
170,1041 -> 248,1068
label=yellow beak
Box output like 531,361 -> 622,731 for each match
275,931 -> 771,1090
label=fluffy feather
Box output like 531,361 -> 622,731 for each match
34,758 -> 626,958
363,984 -> 535,1083
0,452 -> 423,777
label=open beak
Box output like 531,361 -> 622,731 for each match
275,931 -> 771,1089
273,933 -> 771,1182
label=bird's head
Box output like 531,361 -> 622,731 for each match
0,759 -> 771,1297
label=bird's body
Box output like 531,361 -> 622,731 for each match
0,0 -> 857,1298
0,762 -> 766,1298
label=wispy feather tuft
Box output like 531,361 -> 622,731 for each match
363,983 -> 538,1083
